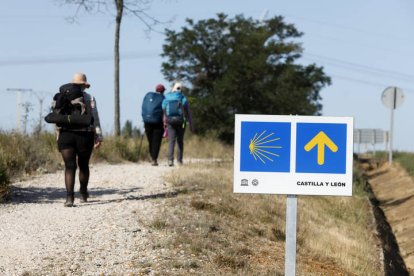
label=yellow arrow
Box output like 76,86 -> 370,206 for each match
304,131 -> 338,165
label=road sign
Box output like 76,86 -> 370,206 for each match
354,129 -> 386,144
234,114 -> 354,196
382,87 -> 404,110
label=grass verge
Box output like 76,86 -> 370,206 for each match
143,161 -> 383,275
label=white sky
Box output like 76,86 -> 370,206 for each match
1,0 -> 414,152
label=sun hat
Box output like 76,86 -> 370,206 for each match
155,84 -> 165,93
72,73 -> 90,88
172,82 -> 182,91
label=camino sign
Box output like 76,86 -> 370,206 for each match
234,114 -> 354,196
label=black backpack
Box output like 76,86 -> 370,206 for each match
44,83 -> 93,127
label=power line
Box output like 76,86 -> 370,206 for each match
2,49 -> 412,83
1,49 -> 413,93
0,51 -> 160,66
327,74 -> 414,93
282,13 -> 411,42
302,52 -> 414,82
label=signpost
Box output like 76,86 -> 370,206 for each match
234,114 -> 353,275
353,128 -> 388,154
381,87 -> 404,164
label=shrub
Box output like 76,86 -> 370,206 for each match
92,135 -> 149,163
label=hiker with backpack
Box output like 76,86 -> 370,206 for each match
46,72 -> 103,207
141,84 -> 166,166
162,82 -> 193,166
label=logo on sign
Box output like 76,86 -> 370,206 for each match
240,122 -> 291,172
248,130 -> 282,163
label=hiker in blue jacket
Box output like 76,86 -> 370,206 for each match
141,84 -> 165,166
162,82 -> 193,166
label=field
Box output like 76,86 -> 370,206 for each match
0,131 -> 386,274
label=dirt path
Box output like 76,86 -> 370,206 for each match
0,162 -> 175,275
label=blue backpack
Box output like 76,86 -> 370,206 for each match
165,94 -> 185,125
142,92 -> 164,124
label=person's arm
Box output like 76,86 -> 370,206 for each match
162,98 -> 167,129
88,94 -> 103,148
186,104 -> 194,132
183,97 -> 194,132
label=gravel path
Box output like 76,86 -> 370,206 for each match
0,162 -> 175,275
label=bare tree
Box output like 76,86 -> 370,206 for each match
61,0 -> 165,136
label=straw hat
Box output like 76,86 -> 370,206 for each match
72,72 -> 90,88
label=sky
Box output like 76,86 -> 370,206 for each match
1,0 -> 414,152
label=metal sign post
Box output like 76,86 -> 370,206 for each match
381,87 -> 404,165
285,195 -> 297,276
389,106 -> 394,164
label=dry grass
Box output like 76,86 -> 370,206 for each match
0,131 -> 227,201
0,131 -> 62,201
183,133 -> 233,160
92,132 -> 231,164
144,160 -> 383,275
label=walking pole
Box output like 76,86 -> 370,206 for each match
137,130 -> 145,162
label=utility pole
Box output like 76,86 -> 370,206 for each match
6,88 -> 33,132
32,91 -> 52,133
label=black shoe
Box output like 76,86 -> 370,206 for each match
168,160 -> 174,167
152,160 -> 158,166
64,194 -> 74,207
80,190 -> 89,203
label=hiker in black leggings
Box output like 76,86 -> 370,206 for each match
142,84 -> 165,166
55,73 -> 103,207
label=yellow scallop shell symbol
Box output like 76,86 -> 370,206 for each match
249,130 -> 282,164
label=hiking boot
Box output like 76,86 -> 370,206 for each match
168,160 -> 174,167
152,160 -> 158,166
64,194 -> 74,207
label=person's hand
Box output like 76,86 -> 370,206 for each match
94,140 -> 102,149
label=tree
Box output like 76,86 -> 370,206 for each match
121,119 -> 141,137
161,14 -> 331,142
61,0 -> 164,136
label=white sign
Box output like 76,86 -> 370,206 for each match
354,129 -> 386,144
382,87 -> 404,110
234,114 -> 354,196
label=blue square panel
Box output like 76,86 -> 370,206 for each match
296,123 -> 347,174
240,121 -> 291,172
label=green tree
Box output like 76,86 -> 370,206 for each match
161,14 -> 331,142
122,120 -> 142,137
122,120 -> 133,137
